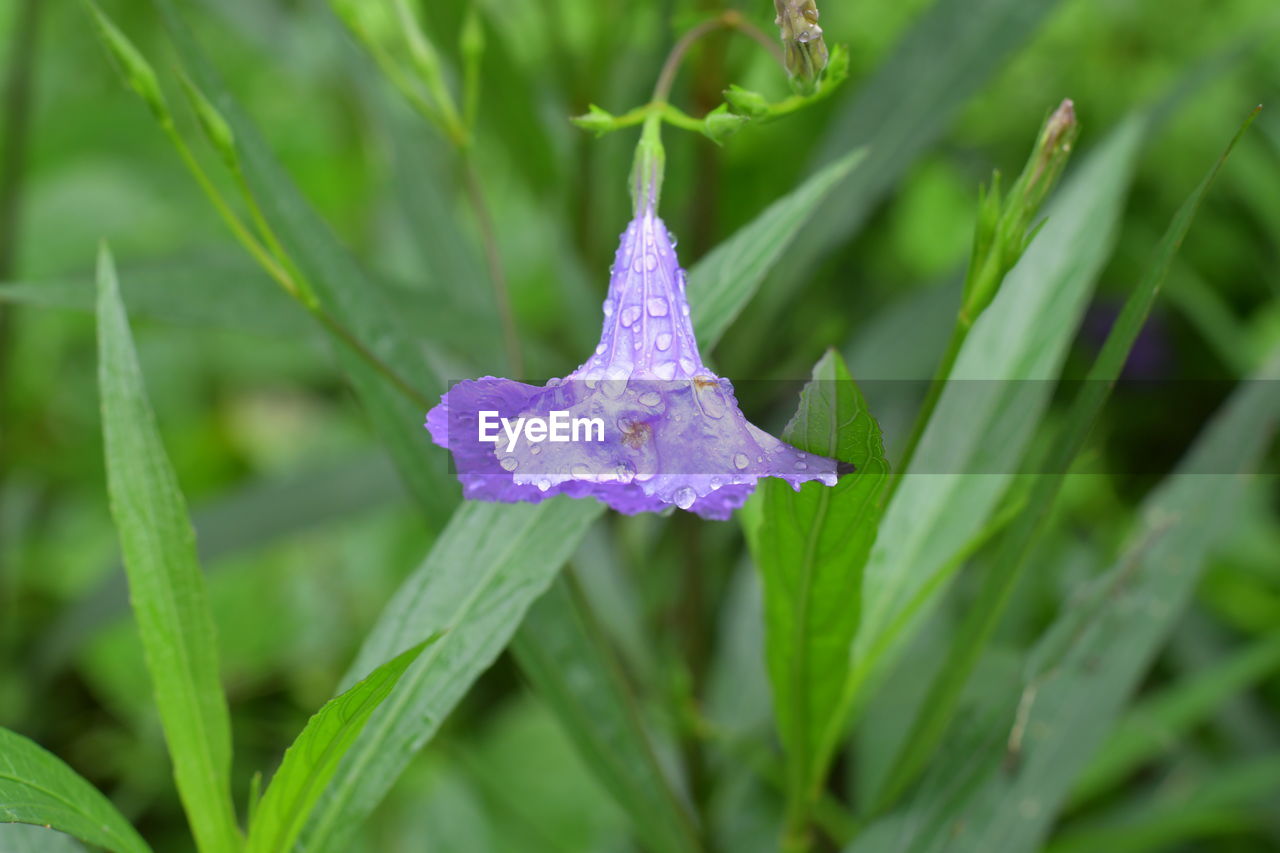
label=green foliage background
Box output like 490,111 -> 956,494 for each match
1,0 -> 1278,851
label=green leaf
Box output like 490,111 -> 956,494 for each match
0,728 -> 151,853
848,350 -> 1280,853
300,499 -> 604,853
245,640 -> 433,853
1073,631 -> 1280,804
751,350 -> 889,835
510,575 -> 701,853
850,117 -> 1148,722
870,109 -> 1257,812
95,246 -> 240,853
0,824 -> 90,853
687,150 -> 864,349
150,0 -> 455,523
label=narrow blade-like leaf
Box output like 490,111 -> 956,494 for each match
300,499 -> 604,853
96,246 -> 240,853
0,728 -> 151,853
871,109 -> 1258,811
245,640 -> 433,853
688,150 -> 864,349
511,575 -> 701,853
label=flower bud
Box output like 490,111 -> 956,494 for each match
724,85 -> 770,119
774,0 -> 829,95
178,74 -> 238,171
571,104 -> 617,137
702,104 -> 750,144
88,3 -> 170,123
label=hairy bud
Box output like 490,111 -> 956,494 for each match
774,0 -> 829,95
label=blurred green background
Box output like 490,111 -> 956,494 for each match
1,0 -> 1278,850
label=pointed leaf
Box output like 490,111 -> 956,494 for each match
96,247 -> 240,853
0,728 -> 150,853
245,640 -> 433,853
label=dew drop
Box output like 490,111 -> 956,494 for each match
644,253 -> 658,271
673,486 -> 697,509
620,306 -> 642,328
529,445 -> 541,455
647,297 -> 669,317
652,361 -> 676,380
678,357 -> 697,375
615,461 -> 637,484
733,453 -> 749,470
602,299 -> 614,317
638,390 -> 662,406
680,302 -> 691,316
536,478 -> 552,492
499,457 -> 519,472
795,461 -> 808,470
709,476 -> 723,489
595,343 -> 607,355
655,333 -> 673,351
571,463 -> 593,478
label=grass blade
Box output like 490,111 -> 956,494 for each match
688,150 -> 864,349
852,116 -> 1147,723
0,728 -> 151,853
870,109 -> 1259,812
96,246 -> 240,853
300,499 -> 604,853
750,350 -> 889,844
1073,631 -> 1280,803
150,0 -> 454,522
849,349 -> 1280,853
245,640 -> 432,853
511,575 -> 701,853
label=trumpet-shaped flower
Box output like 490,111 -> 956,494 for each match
426,203 -> 838,519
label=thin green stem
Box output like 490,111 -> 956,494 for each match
882,315 -> 971,507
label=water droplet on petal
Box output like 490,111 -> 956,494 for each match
646,297 -> 669,317
709,476 -> 723,489
795,461 -> 808,470
595,343 -> 606,355
678,357 -> 697,375
620,306 -> 641,328
734,453 -> 749,470
673,486 -> 697,509
645,253 -> 659,271
616,461 -> 636,484
529,445 -> 541,455
602,299 -> 614,316
680,301 -> 690,316
655,333 -> 673,351
500,456 -> 519,472
536,478 -> 552,492
652,361 -> 676,380
571,463 -> 592,478
638,391 -> 662,406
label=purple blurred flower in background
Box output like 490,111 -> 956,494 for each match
425,201 -> 837,519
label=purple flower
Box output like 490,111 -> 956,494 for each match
425,203 -> 837,519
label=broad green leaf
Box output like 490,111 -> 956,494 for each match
734,0 -> 1064,342
245,640 -> 431,853
688,150 -> 865,349
95,247 -> 240,853
301,499 -> 604,853
511,575 -> 700,853
847,350 -> 1280,853
850,117 -> 1148,718
150,0 -> 455,523
1074,631 -> 1280,803
0,728 -> 150,853
870,110 -> 1256,811
751,350 -> 889,828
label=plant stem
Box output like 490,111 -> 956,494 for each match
460,150 -> 523,375
882,314 -> 971,506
